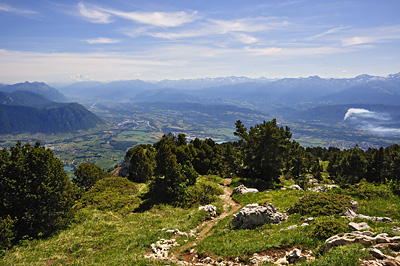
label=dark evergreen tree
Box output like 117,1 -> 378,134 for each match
234,119 -> 292,185
73,163 -> 109,190
128,145 -> 155,183
0,141 -> 76,243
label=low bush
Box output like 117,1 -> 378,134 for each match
178,176 -> 224,207
310,217 -> 350,240
340,181 -> 391,200
77,177 -> 139,212
288,193 -> 352,216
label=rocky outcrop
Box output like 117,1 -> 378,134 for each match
349,222 -> 371,231
232,203 -> 287,229
199,204 -> 217,218
232,184 -> 259,195
118,154 -> 131,177
343,208 -> 393,223
325,231 -> 400,252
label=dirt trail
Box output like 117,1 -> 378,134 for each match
173,178 -> 241,258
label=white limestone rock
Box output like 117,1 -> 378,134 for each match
232,203 -> 287,229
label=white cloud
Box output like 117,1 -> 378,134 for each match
85,37 -> 121,44
77,3 -> 112,24
77,2 -> 197,27
244,46 -> 345,57
209,18 -> 289,34
105,10 -> 198,27
0,3 -> 37,14
132,17 -> 288,42
234,33 -> 258,44
341,25 -> 400,46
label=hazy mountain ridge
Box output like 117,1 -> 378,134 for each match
56,73 -> 399,109
0,87 -> 103,134
1,81 -> 68,102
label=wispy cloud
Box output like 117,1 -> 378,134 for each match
77,2 -> 197,27
234,33 -> 258,44
77,3 -> 112,24
307,26 -> 351,40
342,25 -> 400,46
105,10 -> 198,27
132,17 -> 288,43
85,37 -> 121,44
0,3 -> 37,15
244,45 -> 346,57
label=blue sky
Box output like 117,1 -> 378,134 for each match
0,0 -> 399,84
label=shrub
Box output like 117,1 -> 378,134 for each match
310,217 -> 350,240
0,216 -> 16,251
73,163 -> 109,190
78,177 -> 139,212
288,193 -> 352,216
341,181 -> 391,200
182,180 -> 224,207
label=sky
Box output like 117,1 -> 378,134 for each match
0,0 -> 400,84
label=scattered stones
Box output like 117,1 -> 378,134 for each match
199,204 -> 217,218
349,222 -> 371,231
231,203 -> 288,229
286,248 -> 306,264
162,228 -> 196,237
308,184 -> 339,192
392,227 -> 400,232
309,179 -> 319,185
343,208 -> 393,223
232,184 -> 259,195
145,239 -> 179,260
289,184 -> 302,190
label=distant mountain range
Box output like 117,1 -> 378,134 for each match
2,73 -> 400,141
56,73 -> 399,110
1,81 -> 68,102
0,85 -> 102,134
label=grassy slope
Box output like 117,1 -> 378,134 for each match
2,180 -> 400,266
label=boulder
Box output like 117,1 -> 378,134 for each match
199,204 -> 217,218
290,184 -> 302,190
232,184 -> 259,195
308,185 -> 339,192
232,203 -> 288,229
349,222 -> 371,231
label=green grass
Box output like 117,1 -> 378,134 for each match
1,205 -> 208,266
2,178 -> 400,265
